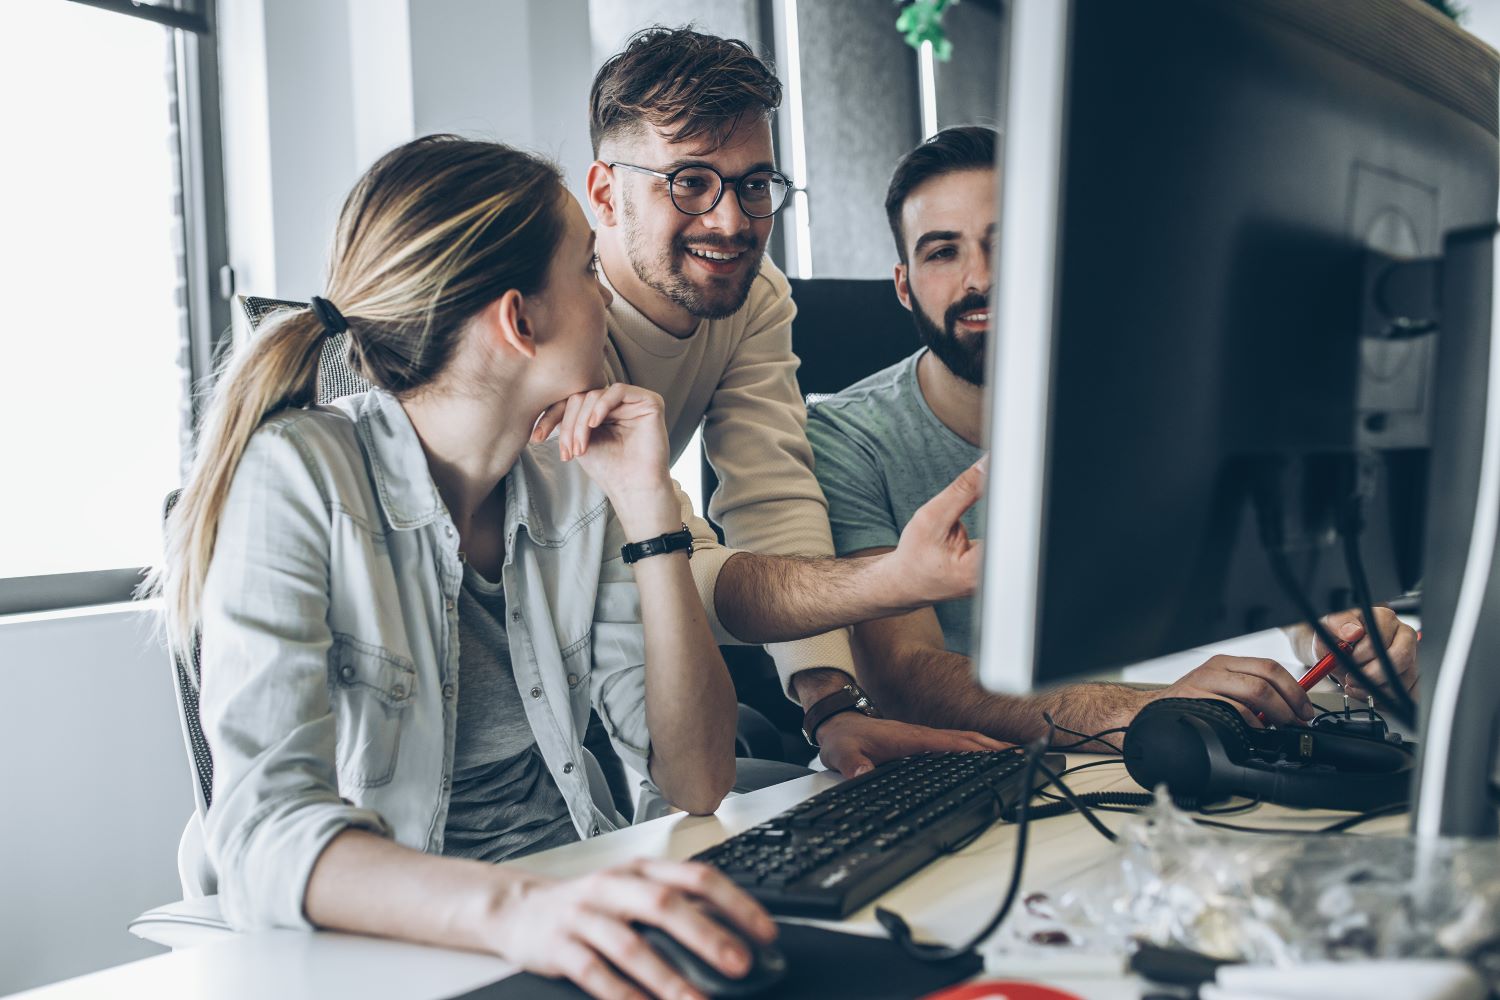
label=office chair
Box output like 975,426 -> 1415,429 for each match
131,295 -> 810,949
703,277 -> 920,759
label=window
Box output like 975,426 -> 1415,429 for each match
0,0 -> 229,614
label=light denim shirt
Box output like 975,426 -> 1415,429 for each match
186,388 -> 728,931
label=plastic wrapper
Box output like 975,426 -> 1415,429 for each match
990,789 -> 1500,986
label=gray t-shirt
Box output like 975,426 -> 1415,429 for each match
442,563 -> 578,863
807,350 -> 984,656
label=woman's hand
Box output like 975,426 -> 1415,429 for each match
532,384 -> 678,533
485,860 -> 777,1000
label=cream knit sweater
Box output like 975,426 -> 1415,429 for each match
603,257 -> 857,696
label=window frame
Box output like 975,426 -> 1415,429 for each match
0,0 -> 231,617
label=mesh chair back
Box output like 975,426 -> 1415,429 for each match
170,297 -> 374,811
163,489 -> 214,810
239,296 -> 371,402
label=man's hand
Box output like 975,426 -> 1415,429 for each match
815,711 -> 1010,778
1283,607 -> 1419,703
1148,655 -> 1319,728
883,457 -> 987,608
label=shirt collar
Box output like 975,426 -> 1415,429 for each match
349,388 -> 445,530
344,388 -> 607,542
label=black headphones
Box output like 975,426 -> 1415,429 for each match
1122,699 -> 1415,811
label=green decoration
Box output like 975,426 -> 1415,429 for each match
896,0 -> 961,62
1424,0 -> 1467,23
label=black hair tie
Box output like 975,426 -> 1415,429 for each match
309,295 -> 349,336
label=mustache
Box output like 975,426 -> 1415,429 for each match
674,234 -> 759,254
943,293 -> 990,330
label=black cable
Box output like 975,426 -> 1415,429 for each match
1251,469 -> 1416,730
1189,801 -> 1408,835
876,728 -> 1053,961
1037,758 -> 1126,787
1021,760 -> 1125,842
1310,704 -> 1380,724
1047,722 -> 1127,755
1319,802 -> 1409,832
1019,795 -> 1143,821
1198,797 -> 1263,817
1339,510 -> 1420,722
1258,518 -> 1416,730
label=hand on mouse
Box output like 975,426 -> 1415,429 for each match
485,858 -> 776,1000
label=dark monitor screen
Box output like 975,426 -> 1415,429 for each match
977,0 -> 1499,701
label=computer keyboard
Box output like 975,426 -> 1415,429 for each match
692,749 -> 1064,919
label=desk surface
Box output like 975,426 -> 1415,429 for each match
13,756 -> 1405,1000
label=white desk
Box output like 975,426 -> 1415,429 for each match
12,757 -> 1403,1000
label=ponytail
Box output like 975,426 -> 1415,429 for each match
143,310 -> 326,656
141,135 -> 567,658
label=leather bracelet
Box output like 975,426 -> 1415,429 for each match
620,523 -> 693,564
801,682 -> 880,747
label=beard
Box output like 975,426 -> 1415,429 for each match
909,288 -> 988,386
621,195 -> 764,320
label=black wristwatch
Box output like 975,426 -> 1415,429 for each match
801,681 -> 880,747
620,523 -> 694,564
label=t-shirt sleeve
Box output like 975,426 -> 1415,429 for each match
806,406 -> 900,556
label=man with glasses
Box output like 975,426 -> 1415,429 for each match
582,27 -> 1001,777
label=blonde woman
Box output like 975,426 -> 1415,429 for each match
150,135 -> 774,1000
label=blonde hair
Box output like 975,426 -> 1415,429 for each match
145,135 -> 565,655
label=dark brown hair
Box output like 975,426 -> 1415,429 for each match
885,125 -> 998,262
589,26 -> 782,154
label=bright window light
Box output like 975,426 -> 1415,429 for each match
0,1 -> 187,579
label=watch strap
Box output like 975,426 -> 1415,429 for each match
801,684 -> 880,747
620,523 -> 693,564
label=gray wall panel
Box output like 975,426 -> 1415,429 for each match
797,0 -> 921,277
935,0 -> 1004,131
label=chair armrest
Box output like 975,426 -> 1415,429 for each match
729,758 -> 815,794
128,895 -> 231,950
734,703 -> 789,761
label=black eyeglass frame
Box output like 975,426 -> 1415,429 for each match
608,161 -> 797,219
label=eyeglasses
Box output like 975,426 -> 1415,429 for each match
609,162 -> 794,219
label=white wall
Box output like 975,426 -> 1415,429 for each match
0,606 -> 191,994
221,0 -> 593,307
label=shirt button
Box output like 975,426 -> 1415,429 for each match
529,686 -> 542,699
562,762 -> 575,774
590,823 -> 600,836
390,684 -> 407,699
442,683 -> 455,699
510,611 -> 522,624
445,600 -> 455,612
566,673 -> 579,687
444,526 -> 453,538
338,664 -> 356,682
440,776 -> 451,791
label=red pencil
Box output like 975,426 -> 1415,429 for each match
1295,633 -> 1360,690
1254,631 -> 1360,724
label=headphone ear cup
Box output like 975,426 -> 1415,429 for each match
1124,698 -> 1416,812
1123,698 -> 1252,805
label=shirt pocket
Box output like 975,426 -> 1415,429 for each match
560,632 -> 593,728
328,633 -> 417,788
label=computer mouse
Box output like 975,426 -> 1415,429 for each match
634,912 -> 788,998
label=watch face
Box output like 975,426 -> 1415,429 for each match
844,683 -> 879,719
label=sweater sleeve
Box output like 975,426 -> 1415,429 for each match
701,260 -> 858,696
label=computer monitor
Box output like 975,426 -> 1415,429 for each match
974,0 -> 1500,835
